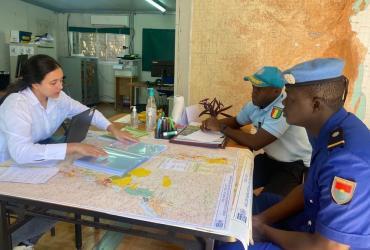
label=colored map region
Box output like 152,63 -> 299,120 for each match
190,0 -> 370,127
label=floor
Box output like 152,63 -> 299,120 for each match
94,102 -> 129,118
35,221 -> 183,250
29,102 -> 185,250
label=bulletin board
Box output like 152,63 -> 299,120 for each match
142,29 -> 175,71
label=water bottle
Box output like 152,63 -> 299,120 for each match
130,106 -> 139,128
146,88 -> 157,131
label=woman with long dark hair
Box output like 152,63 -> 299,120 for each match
0,54 -> 136,164
0,54 -> 136,247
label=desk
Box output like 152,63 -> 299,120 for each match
0,130 -> 253,249
115,76 -> 138,110
115,78 -> 174,110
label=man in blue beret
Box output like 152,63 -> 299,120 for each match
217,58 -> 370,250
202,66 -> 312,196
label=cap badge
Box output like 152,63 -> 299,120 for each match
284,74 -> 295,84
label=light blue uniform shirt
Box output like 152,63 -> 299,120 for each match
0,88 -> 111,164
236,92 -> 312,166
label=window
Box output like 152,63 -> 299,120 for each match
69,31 -> 128,61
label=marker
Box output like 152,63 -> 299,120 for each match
162,118 -> 168,132
163,131 -> 178,137
169,118 -> 175,131
156,118 -> 162,138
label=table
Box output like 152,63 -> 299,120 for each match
115,78 -> 174,110
0,122 -> 254,250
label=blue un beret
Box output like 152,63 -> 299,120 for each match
283,58 -> 345,86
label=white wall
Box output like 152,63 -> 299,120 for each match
0,0 -> 57,72
133,14 -> 176,82
175,0 -> 192,104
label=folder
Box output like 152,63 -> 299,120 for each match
169,125 -> 227,149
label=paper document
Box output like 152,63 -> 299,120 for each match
11,160 -> 59,168
226,158 -> 254,248
185,104 -> 202,123
0,166 -> 59,184
170,125 -> 227,148
182,130 -> 224,143
114,114 -> 131,123
121,126 -> 149,138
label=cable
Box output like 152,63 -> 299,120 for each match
67,14 -> 71,56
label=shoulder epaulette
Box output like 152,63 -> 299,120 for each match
327,128 -> 345,150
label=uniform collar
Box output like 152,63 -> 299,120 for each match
315,108 -> 348,149
261,92 -> 285,111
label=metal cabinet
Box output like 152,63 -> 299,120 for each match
60,57 -> 99,105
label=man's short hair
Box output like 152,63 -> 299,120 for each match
303,76 -> 348,110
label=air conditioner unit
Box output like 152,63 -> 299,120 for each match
91,15 -> 129,26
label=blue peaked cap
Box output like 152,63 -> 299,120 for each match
283,58 -> 345,86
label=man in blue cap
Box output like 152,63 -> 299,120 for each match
217,58 -> 370,250
202,66 -> 312,196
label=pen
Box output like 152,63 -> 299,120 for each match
163,118 -> 168,132
169,118 -> 175,131
156,118 -> 162,138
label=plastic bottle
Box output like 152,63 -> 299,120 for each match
130,106 -> 139,128
146,88 -> 157,131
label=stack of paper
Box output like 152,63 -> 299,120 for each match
0,166 -> 59,184
114,114 -> 131,123
170,125 -> 226,148
180,129 -> 225,144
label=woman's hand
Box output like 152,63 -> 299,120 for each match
107,124 -> 139,143
67,143 -> 108,158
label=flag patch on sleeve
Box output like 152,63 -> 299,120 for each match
331,176 -> 356,205
271,106 -> 283,119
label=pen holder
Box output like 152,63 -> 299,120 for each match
155,117 -> 178,139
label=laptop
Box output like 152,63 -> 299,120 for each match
64,108 -> 95,143
37,108 -> 95,145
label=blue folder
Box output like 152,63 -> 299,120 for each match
73,143 -> 167,176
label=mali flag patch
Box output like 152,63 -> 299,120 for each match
271,106 -> 283,119
331,176 -> 356,205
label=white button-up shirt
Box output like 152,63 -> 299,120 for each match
0,88 -> 111,164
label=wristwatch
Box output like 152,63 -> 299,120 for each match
220,124 -> 228,133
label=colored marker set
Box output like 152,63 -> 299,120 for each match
155,117 -> 178,139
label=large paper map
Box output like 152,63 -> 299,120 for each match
189,0 -> 370,127
0,132 -> 254,247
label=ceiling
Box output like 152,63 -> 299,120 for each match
20,0 -> 176,13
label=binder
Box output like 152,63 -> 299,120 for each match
169,125 -> 227,148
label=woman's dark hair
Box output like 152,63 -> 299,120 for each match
0,54 -> 61,105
